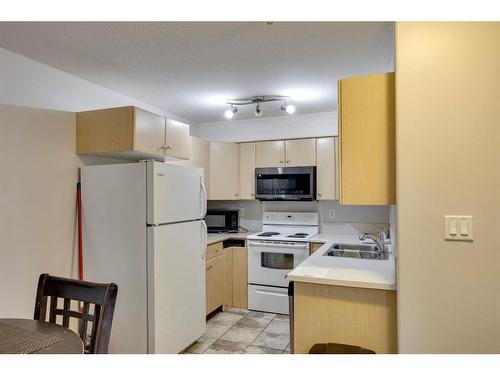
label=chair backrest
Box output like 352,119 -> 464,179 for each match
34,273 -> 118,354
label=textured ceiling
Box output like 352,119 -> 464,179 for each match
0,22 -> 394,123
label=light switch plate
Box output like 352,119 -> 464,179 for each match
444,215 -> 473,241
328,209 -> 336,219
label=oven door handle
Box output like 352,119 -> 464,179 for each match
248,241 -> 309,250
253,287 -> 289,297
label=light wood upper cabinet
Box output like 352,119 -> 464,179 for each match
238,142 -> 256,200
210,142 -> 239,200
285,138 -> 316,167
165,119 -> 190,159
133,107 -> 167,155
316,137 -> 338,200
205,255 -> 224,315
76,106 -> 190,161
77,106 -> 140,154
338,72 -> 395,205
255,139 -> 316,168
190,136 -> 211,197
255,140 -> 285,167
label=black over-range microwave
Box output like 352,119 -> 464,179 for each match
255,166 -> 316,201
205,210 -> 239,233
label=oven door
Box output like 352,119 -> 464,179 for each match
248,240 -> 310,287
255,166 -> 316,201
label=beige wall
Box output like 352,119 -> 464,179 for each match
396,23 -> 500,353
0,105 -> 80,317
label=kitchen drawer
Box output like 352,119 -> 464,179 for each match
206,241 -> 223,260
248,284 -> 289,315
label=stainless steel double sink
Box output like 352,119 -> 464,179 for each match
323,243 -> 389,260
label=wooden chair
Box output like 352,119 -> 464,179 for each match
34,273 -> 118,354
308,342 -> 375,354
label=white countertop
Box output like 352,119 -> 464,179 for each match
207,231 -> 258,245
310,233 -> 368,244
287,234 -> 397,291
206,231 -> 397,291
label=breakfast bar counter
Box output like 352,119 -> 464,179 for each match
288,234 -> 396,291
287,234 -> 398,354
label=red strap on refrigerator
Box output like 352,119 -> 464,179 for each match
77,182 -> 84,281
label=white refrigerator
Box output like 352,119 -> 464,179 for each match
81,160 -> 207,353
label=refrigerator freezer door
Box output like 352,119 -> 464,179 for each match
147,220 -> 206,353
147,161 -> 206,225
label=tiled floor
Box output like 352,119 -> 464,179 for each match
185,308 -> 291,354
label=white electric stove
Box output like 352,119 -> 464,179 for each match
247,212 -> 319,315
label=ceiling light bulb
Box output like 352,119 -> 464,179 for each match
286,104 -> 296,114
255,104 -> 262,117
224,105 -> 238,119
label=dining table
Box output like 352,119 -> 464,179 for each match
0,318 -> 84,354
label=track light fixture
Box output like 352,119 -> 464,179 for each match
280,100 -> 296,114
224,104 -> 238,119
255,104 -> 262,117
223,95 -> 296,119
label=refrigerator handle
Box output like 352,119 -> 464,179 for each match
200,175 -> 207,219
201,220 -> 208,260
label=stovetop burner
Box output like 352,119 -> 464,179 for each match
287,232 -> 309,238
258,231 -> 281,237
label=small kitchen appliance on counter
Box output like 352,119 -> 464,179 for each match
205,209 -> 239,233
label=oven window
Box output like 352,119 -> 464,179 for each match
256,173 -> 311,195
261,252 -> 294,270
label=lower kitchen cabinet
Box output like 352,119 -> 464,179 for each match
309,242 -> 323,254
222,249 -> 233,310
293,282 -> 397,354
205,255 -> 224,315
231,246 -> 248,309
205,241 -> 248,316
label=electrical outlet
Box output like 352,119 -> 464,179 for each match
328,209 -> 336,220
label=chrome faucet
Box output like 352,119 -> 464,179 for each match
359,230 -> 387,254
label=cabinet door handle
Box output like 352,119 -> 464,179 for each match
279,160 -> 284,164
160,145 -> 167,151
318,192 -> 322,197
286,160 -> 290,163
166,146 -> 172,150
